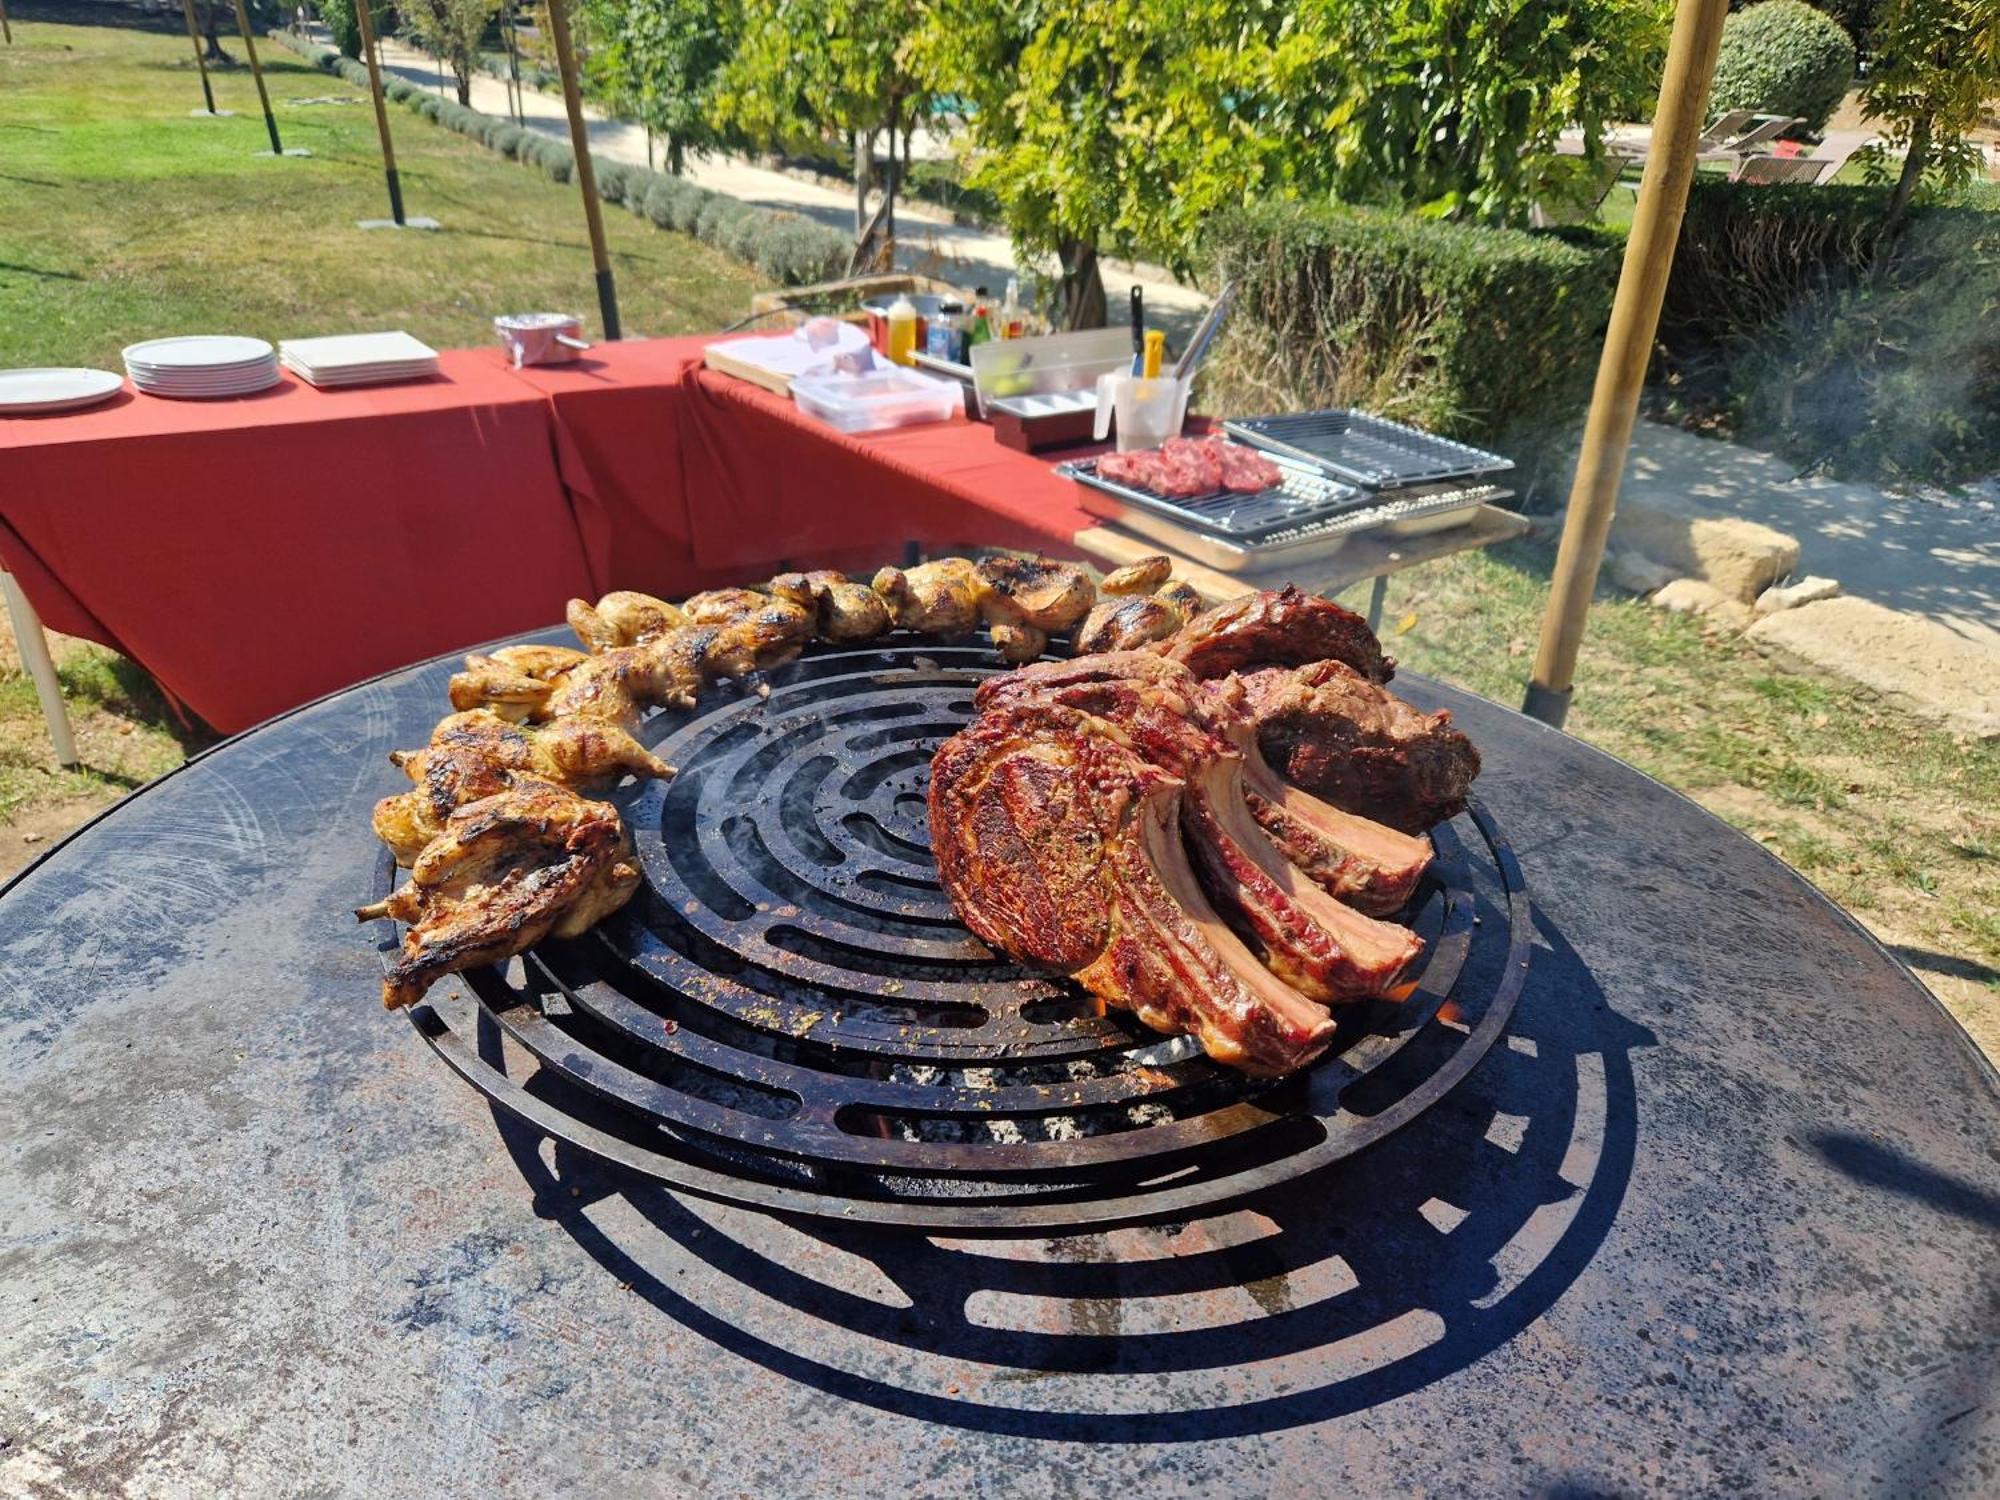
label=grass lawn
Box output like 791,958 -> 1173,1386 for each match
0,9 -> 760,369
0,14 -> 1994,1060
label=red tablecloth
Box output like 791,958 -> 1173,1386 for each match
674,366 -> 1091,576
0,338 -> 1092,734
0,351 -> 592,732
497,336 -> 727,596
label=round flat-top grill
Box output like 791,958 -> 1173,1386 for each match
387,637 -> 1531,1232
9,627 -> 1996,1496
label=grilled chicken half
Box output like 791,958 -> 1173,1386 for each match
359,779 -> 641,1010
372,709 -> 674,865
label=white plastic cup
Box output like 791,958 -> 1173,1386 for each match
1094,371 -> 1191,452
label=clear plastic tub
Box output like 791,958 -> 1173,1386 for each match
790,369 -> 963,433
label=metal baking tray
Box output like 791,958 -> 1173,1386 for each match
1223,410 -> 1514,490
1076,482 -> 1514,573
1058,449 -> 1369,541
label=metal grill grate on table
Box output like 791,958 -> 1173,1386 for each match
1224,411 -> 1514,489
376,636 -> 1533,1234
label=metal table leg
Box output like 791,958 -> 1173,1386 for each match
1,574 -> 78,768
1365,574 -> 1389,632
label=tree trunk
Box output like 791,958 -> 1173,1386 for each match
1885,113 -> 1931,229
1058,237 -> 1107,330
454,66 -> 471,107
668,137 -> 685,177
199,0 -> 228,61
855,128 -> 876,237
880,109 -> 900,269
645,128 -> 655,172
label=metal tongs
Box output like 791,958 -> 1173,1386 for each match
1173,281 -> 1236,383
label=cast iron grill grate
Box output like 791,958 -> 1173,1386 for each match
381,636 -> 1531,1233
1224,410 -> 1515,490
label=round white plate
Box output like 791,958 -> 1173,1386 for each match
122,335 -> 275,370
132,366 -> 283,399
0,367 -> 126,415
130,365 -> 279,387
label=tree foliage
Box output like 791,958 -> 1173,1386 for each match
1708,0 -> 1856,134
316,0 -> 396,61
912,0 -> 1666,327
1856,0 -> 2000,221
715,0 -> 934,262
578,0 -> 739,173
403,0 -> 501,105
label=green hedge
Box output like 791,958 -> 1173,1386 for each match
1709,0 -> 1856,134
1204,199 -> 1618,488
1658,179 -> 2000,484
268,30 -> 849,287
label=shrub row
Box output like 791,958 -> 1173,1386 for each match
1658,179 -> 2000,484
1202,199 -> 1619,492
269,31 -> 849,286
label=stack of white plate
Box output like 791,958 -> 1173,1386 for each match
278,331 -> 441,388
123,336 -> 281,398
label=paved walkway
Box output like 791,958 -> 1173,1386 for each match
1623,421 -> 1999,653
364,35 -> 1208,338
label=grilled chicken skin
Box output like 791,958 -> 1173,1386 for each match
358,779 -> 642,1010
372,709 -> 673,865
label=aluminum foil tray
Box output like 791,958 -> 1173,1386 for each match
1223,410 -> 1513,490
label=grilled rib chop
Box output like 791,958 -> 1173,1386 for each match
978,653 -> 1431,915
972,676 -> 1422,996
1235,660 -> 1482,833
1160,586 -> 1394,684
928,707 -> 1337,1074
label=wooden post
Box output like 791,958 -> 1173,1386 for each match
229,0 -> 283,154
350,0 -> 406,225
502,13 -> 524,125
544,0 -> 621,339
2,0 -> 14,47
179,0 -> 219,114
1523,0 -> 1731,729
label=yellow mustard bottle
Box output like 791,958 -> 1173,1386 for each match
885,293 -> 918,368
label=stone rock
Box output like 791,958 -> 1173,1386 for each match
1611,493 -> 1801,604
1607,550 -> 1679,596
1754,575 -> 1842,616
1652,577 -> 1753,630
1746,597 -> 2000,738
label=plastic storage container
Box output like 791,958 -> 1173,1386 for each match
791,368 -> 964,434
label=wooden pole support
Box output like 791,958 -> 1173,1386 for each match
229,0 -> 283,154
1523,0 -> 1731,729
1,574 -> 78,769
2,0 -> 14,47
179,0 -> 218,115
543,0 -> 621,340
350,0 -> 406,225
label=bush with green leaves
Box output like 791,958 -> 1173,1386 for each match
666,180 -> 711,234
753,216 -> 850,286
1657,178 -> 1998,483
593,159 -> 632,203
1709,0 -> 1857,133
1204,199 -> 1618,488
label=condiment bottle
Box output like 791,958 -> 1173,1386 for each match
928,299 -> 965,364
885,293 -> 918,367
1001,277 -> 1023,339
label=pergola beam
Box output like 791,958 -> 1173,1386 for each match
1524,0 -> 1732,728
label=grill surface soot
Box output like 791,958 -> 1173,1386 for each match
382,637 -> 1531,1233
